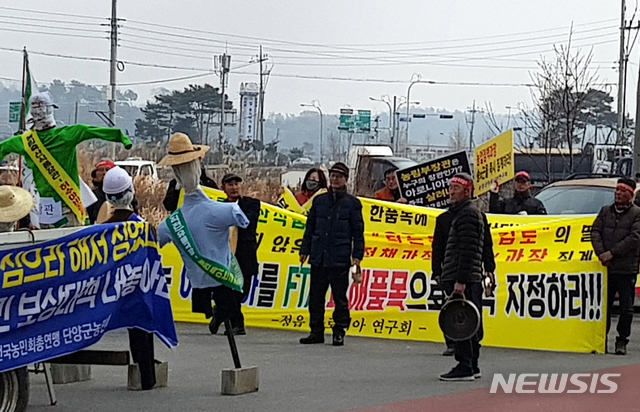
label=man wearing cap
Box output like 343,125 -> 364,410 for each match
489,171 -> 546,215
299,162 -> 365,346
591,177 -> 640,355
87,160 -> 116,224
208,173 -> 261,336
0,92 -> 132,228
157,133 -> 249,334
439,173 -> 487,381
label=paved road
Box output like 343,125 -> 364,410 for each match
27,318 -> 640,412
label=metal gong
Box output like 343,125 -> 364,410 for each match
438,297 -> 481,341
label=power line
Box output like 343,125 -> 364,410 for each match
0,14 -> 106,27
0,18 -> 107,34
0,25 -> 107,40
0,5 -> 106,21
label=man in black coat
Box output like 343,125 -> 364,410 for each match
432,204 -> 496,357
591,177 -> 640,355
299,162 -> 365,346
439,173 -> 487,381
207,173 -> 261,336
489,171 -> 546,215
163,166 -> 218,213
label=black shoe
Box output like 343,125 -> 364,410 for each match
224,327 -> 246,336
332,330 -> 345,346
439,366 -> 475,382
300,334 -> 324,344
615,340 -> 627,355
442,347 -> 455,356
473,368 -> 481,379
208,317 -> 222,335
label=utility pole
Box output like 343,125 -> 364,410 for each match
391,96 -> 397,152
467,100 -> 478,152
109,0 -> 118,159
254,46 -> 270,161
217,53 -> 231,153
618,0 -> 627,143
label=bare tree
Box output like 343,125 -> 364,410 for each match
520,31 -> 602,179
449,122 -> 468,152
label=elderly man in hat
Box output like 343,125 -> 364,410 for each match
205,173 -> 261,336
489,170 -> 546,215
157,133 -> 249,334
0,185 -> 34,233
0,92 -> 132,228
439,173 -> 488,381
87,160 -> 116,224
299,162 -> 365,346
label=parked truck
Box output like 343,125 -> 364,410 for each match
346,144 -> 417,197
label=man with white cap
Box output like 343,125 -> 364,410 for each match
157,133 -> 249,334
0,92 -> 132,228
101,166 -> 157,389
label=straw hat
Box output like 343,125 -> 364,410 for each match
158,133 -> 210,166
0,186 -> 34,223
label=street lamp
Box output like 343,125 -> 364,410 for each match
369,96 -> 392,131
300,100 -> 324,164
405,74 -> 435,153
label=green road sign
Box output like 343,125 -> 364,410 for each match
9,102 -> 20,123
355,110 -> 371,132
339,108 -> 354,131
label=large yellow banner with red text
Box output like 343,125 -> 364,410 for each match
162,188 -> 605,353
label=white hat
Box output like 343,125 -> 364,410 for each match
103,167 -> 133,194
29,92 -> 59,109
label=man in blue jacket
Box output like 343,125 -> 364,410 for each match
299,162 -> 365,346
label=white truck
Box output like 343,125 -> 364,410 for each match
346,144 -> 417,197
114,157 -> 159,179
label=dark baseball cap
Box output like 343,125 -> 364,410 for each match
222,173 -> 242,184
328,162 -> 349,178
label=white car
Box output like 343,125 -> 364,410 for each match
115,157 -> 158,179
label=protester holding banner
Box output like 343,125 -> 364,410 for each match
158,133 -> 249,335
438,173 -> 486,381
101,166 -> 158,390
295,167 -> 327,206
591,177 -> 640,356
299,162 -> 365,346
213,173 -> 262,336
375,167 -> 408,204
0,92 -> 132,228
489,171 -> 546,215
432,195 -> 496,357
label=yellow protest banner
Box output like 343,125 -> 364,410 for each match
162,190 -> 605,354
276,187 -> 306,215
474,130 -> 515,196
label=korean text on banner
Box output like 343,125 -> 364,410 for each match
396,151 -> 471,208
475,130 -> 515,195
163,187 -> 606,354
0,223 -> 178,373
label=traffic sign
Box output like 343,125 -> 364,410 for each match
9,102 -> 20,123
355,110 -> 371,132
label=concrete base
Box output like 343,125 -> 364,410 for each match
221,366 -> 259,396
127,361 -> 169,391
50,364 -> 92,384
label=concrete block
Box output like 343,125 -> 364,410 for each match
50,364 -> 92,384
221,366 -> 259,395
127,361 -> 169,391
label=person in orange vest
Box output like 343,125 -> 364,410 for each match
295,168 -> 327,206
374,167 -> 407,203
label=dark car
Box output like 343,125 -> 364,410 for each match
534,178 -> 619,215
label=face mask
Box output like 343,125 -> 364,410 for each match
305,180 -> 319,191
173,160 -> 201,194
29,103 -> 56,131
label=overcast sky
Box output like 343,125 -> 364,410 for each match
0,0 -> 636,117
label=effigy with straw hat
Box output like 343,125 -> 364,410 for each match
0,185 -> 34,223
158,133 -> 210,167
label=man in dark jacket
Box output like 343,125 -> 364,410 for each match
439,173 -> 487,381
489,171 -> 546,215
163,166 -> 218,213
299,162 -> 365,346
432,206 -> 496,357
209,173 -> 261,336
591,177 -> 640,355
